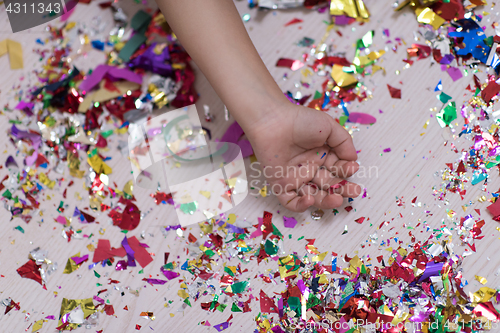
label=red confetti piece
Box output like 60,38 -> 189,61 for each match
16,260 -> 43,286
276,58 -> 305,71
284,18 -> 303,26
355,217 -> 365,224
387,84 -> 401,99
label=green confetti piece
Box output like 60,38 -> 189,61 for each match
96,283 -> 102,287
121,230 -> 129,234
94,270 -> 101,278
288,296 -> 300,310
8,119 -> 22,124
131,10 -> 152,33
184,298 -> 191,307
14,226 -> 24,233
339,115 -> 349,126
271,223 -> 283,238
231,303 -> 242,312
436,101 -> 457,128
437,92 -> 452,104
118,33 -> 147,62
163,263 -> 174,270
297,236 -> 304,240
205,249 -> 215,258
87,148 -> 98,158
264,239 -> 278,256
231,281 -> 248,294
101,129 -> 114,138
2,190 -> 12,200
138,269 -> 144,274
313,90 -> 322,100
180,201 -> 198,215
216,304 -> 227,312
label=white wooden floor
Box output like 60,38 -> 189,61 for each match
1,0 -> 500,332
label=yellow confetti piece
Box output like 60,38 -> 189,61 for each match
123,180 -> 134,197
87,244 -> 95,252
331,64 -> 358,87
58,298 -> 96,330
32,319 -> 45,332
199,190 -> 211,199
177,289 -> 189,299
312,251 -> 328,263
471,287 -> 496,303
65,22 -> 76,30
415,7 -> 445,30
39,172 -> 55,189
87,155 -> 112,174
0,39 -> 23,69
259,186 -> 267,197
475,275 -> 488,285
330,0 -> 370,20
63,252 -> 82,274
227,214 -> 236,224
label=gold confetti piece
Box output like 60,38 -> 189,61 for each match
330,0 -> 370,20
87,155 -> 112,174
312,251 -> 328,263
415,7 -> 445,30
177,289 -> 189,299
87,244 -> 95,252
227,214 -> 236,224
63,252 -> 82,274
32,319 -> 45,332
331,65 -> 357,87
259,186 -> 267,197
475,275 -> 488,285
58,298 -> 96,330
123,180 -> 134,198
199,190 -> 211,199
0,39 -> 23,69
471,287 -> 496,303
169,313 -> 175,317
39,173 -> 55,189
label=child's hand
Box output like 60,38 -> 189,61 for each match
245,102 -> 362,212
156,0 -> 361,212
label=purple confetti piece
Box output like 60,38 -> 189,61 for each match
121,236 -> 136,267
144,278 -> 168,285
71,254 -> 89,265
213,322 -> 230,332
383,148 -> 391,153
160,267 -> 180,280
283,216 -> 298,228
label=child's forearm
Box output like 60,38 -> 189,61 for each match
155,0 -> 289,129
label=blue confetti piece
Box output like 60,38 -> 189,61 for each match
91,40 -> 105,51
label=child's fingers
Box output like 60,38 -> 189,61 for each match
328,160 -> 359,178
276,191 -> 314,212
297,184 -> 344,209
326,119 -> 358,162
311,169 -> 361,197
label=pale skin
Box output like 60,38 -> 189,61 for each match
156,0 -> 361,212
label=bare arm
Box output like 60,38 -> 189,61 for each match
155,0 -> 288,128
